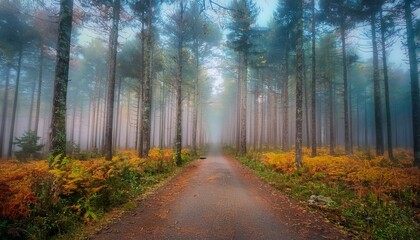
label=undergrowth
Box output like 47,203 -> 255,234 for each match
0,148 -> 195,240
229,147 -> 420,240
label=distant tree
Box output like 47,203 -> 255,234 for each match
361,0 -> 386,156
14,131 -> 44,161
50,0 -> 74,158
402,0 -> 420,166
319,0 -> 362,155
0,1 -> 37,158
227,0 -> 259,155
273,0 -> 298,152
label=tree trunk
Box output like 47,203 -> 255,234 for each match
371,11 -> 384,156
380,8 -> 394,160
50,0 -> 74,157
104,0 -> 120,160
175,1 -> 184,165
404,0 -> 420,166
0,63 -> 11,157
310,0 -> 317,157
239,52 -> 247,155
282,39 -> 289,152
8,47 -> 23,158
35,45 -> 44,136
295,0 -> 303,169
340,25 -> 350,155
141,1 -> 153,157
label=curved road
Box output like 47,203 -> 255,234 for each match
92,153 -> 349,239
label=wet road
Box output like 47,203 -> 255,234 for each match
92,153 -> 349,240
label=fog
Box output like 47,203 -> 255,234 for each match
0,0 -> 418,161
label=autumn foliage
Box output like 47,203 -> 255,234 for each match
261,148 -> 420,200
0,148 -> 190,239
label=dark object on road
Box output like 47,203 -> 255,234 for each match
199,156 -> 206,159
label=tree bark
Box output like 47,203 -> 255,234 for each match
50,0 -> 73,158
239,52 -> 247,155
282,38 -> 289,152
340,25 -> 351,155
310,0 -> 317,157
104,0 -> 120,160
175,1 -> 184,165
404,0 -> 420,166
371,11 -> 384,156
0,63 -> 11,158
295,0 -> 303,169
35,45 -> 44,136
141,0 -> 153,157
8,48 -> 23,158
380,8 -> 394,160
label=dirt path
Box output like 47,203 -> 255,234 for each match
91,154 -> 350,240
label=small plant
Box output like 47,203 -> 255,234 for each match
13,131 -> 44,161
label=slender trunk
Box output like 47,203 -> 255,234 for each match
371,11 -> 384,156
115,76 -> 122,148
404,0 -> 420,166
50,0 -> 73,157
239,52 -> 247,155
0,64 -> 11,157
380,9 -> 394,160
104,0 -> 120,160
175,1 -> 184,165
310,0 -> 317,157
340,25 -> 350,155
28,71 -> 37,131
329,80 -> 335,155
236,55 -> 241,151
192,41 -> 199,154
141,2 -> 153,157
282,38 -> 289,151
295,0 -> 304,168
8,48 -> 23,158
35,45 -> 44,136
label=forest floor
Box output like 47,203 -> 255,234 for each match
90,153 -> 350,240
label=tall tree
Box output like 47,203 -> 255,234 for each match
403,0 -> 420,166
379,5 -> 394,160
50,0 -> 74,157
227,0 -> 259,155
295,0 -> 304,168
104,0 -> 121,161
320,0 -> 361,155
274,0 -> 298,152
362,0 -> 385,156
310,0 -> 317,157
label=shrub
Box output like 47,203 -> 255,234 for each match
13,131 -> 44,162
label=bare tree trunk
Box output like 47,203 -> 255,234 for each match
310,0 -> 317,157
141,1 -> 153,157
104,0 -> 120,160
295,0 -> 303,168
8,48 -> 23,158
175,1 -> 185,165
282,41 -> 289,152
340,25 -> 350,155
0,64 -> 11,157
35,45 -> 44,136
371,12 -> 384,156
239,52 -> 247,155
404,0 -> 419,166
50,0 -> 73,157
380,8 -> 393,160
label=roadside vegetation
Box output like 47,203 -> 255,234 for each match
0,148 -> 196,240
228,147 -> 420,239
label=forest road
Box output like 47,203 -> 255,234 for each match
91,153 -> 350,240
